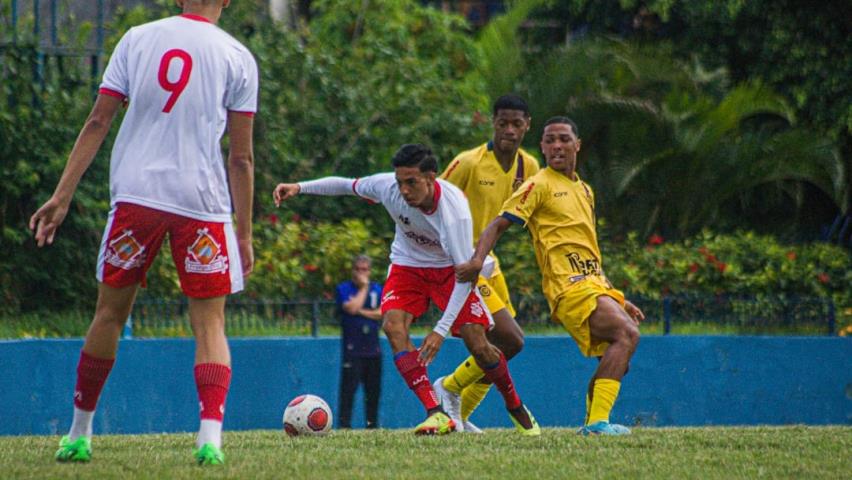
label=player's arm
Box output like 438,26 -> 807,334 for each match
455,215 -> 514,283
227,111 -> 255,277
273,177 -> 357,206
29,94 -> 123,247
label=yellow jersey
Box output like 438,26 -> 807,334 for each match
441,142 -> 540,273
499,167 -> 604,308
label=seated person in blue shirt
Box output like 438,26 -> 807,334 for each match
336,255 -> 384,429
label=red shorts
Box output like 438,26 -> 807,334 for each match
380,264 -> 492,337
96,202 -> 243,298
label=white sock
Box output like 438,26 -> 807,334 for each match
197,419 -> 223,449
69,407 -> 94,440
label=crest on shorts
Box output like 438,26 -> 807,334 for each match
470,301 -> 484,318
105,229 -> 146,270
185,228 -> 228,274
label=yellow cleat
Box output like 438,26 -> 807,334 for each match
414,411 -> 456,435
509,405 -> 541,436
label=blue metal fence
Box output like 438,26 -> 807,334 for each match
123,293 -> 838,338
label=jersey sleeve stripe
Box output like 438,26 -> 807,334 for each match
501,212 -> 526,226
351,178 -> 377,204
229,110 -> 255,117
98,87 -> 127,100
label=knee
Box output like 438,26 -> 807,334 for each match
620,322 -> 640,350
501,334 -> 524,360
381,318 -> 403,338
469,342 -> 499,366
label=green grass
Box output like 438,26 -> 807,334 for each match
1,427 -> 849,479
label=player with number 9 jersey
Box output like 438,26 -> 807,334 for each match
30,1 -> 258,467
100,13 -> 258,222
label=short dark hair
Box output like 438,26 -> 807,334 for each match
544,116 -> 580,137
492,94 -> 530,117
391,144 -> 439,173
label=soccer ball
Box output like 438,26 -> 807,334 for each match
283,394 -> 333,436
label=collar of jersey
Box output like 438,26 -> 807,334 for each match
420,180 -> 442,215
180,13 -> 213,23
486,140 -> 524,174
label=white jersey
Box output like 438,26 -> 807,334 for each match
353,174 -> 474,268
99,14 -> 259,222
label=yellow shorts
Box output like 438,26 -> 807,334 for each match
475,272 -> 516,318
552,275 -> 625,357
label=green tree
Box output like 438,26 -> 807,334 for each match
472,3 -> 846,238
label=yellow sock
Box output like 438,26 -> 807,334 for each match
442,356 -> 484,394
587,378 -> 621,425
460,382 -> 491,420
585,393 -> 591,425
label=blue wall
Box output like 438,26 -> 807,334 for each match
1,336 -> 849,435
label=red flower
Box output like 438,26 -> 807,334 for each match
689,263 -> 699,273
786,251 -> 797,261
716,262 -> 727,273
817,272 -> 830,284
704,254 -> 718,263
648,234 -> 664,246
291,213 -> 302,223
303,264 -> 319,272
471,110 -> 487,127
264,263 -> 274,272
698,246 -> 709,255
267,213 -> 279,225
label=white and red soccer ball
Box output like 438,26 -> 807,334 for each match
283,394 -> 333,436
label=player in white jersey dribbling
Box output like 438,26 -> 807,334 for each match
273,144 -> 540,436
30,0 -> 257,466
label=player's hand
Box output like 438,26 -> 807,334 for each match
455,258 -> 483,283
238,236 -> 254,278
29,196 -> 70,247
624,300 -> 645,324
273,183 -> 300,207
417,332 -> 445,366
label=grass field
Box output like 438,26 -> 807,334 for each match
2,427 -> 849,479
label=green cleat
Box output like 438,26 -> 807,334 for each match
509,404 -> 541,436
193,443 -> 225,466
413,411 -> 456,435
55,435 -> 92,463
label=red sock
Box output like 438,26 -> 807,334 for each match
194,363 -> 232,421
74,351 -> 115,411
393,351 -> 438,411
477,352 -> 522,410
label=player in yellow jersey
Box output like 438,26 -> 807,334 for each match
457,116 -> 644,435
432,95 -> 540,433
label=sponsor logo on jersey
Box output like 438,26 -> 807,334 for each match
105,229 -> 146,270
478,284 -> 492,297
404,230 -> 441,248
185,228 -> 228,274
512,178 -> 524,191
554,191 -> 569,197
566,252 -> 600,276
397,214 -> 410,225
478,179 -> 495,186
